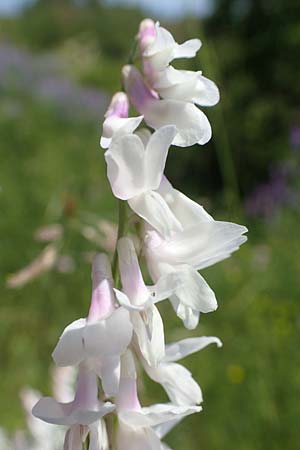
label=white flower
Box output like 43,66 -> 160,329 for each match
100,92 -> 143,149
138,20 -> 201,76
142,336 -> 222,405
105,124 -> 181,236
116,351 -> 201,450
52,254 -> 133,396
152,66 -> 220,107
143,177 -> 247,329
122,65 -> 211,147
115,237 -> 181,366
33,364 -> 114,450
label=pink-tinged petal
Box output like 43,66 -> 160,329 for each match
52,318 -> 86,367
114,288 -> 152,311
122,65 -> 159,112
87,253 -> 115,323
138,18 -> 156,52
164,336 -> 222,363
117,237 -> 150,306
128,191 -> 182,238
83,307 -> 133,358
143,99 -> 212,147
117,350 -> 141,412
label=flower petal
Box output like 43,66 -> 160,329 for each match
84,307 -> 133,358
144,361 -> 203,406
105,134 -> 146,200
145,125 -> 177,190
173,39 -> 201,59
100,116 -> 143,149
128,191 -> 182,238
164,336 -> 222,363
158,221 -> 248,270
158,176 -> 213,228
117,237 -> 150,306
143,99 -> 212,147
52,318 -> 86,367
132,304 -> 165,367
120,403 -> 201,428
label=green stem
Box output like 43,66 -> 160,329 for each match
105,414 -> 116,450
112,199 -> 127,286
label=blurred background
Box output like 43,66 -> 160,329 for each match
0,0 -> 299,449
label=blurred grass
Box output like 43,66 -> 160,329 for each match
0,91 -> 299,450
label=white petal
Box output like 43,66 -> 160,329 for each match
148,272 -> 183,303
165,336 -> 222,363
170,265 -> 218,314
173,39 -> 201,59
132,305 -> 165,367
158,221 -> 248,269
120,403 -> 201,428
114,288 -> 152,311
64,425 -> 83,450
95,356 -> 121,397
145,125 -> 177,190
128,191 -> 182,238
71,402 -> 115,426
117,420 -> 162,450
33,397 -> 115,426
154,418 -> 181,439
143,99 -> 212,147
145,361 -> 202,406
33,397 -> 74,425
84,307 -> 133,358
157,176 -> 213,227
100,116 -> 143,149
135,128 -> 152,148
117,237 -> 150,306
154,68 -> 219,107
52,319 -> 86,367
89,421 -> 109,450
169,297 -> 200,330
105,134 -> 146,200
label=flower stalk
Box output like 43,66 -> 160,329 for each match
32,18 -> 247,450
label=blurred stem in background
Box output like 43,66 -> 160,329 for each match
194,23 -> 241,216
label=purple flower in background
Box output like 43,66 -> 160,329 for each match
245,163 -> 299,219
290,124 -> 300,150
0,43 -> 109,121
